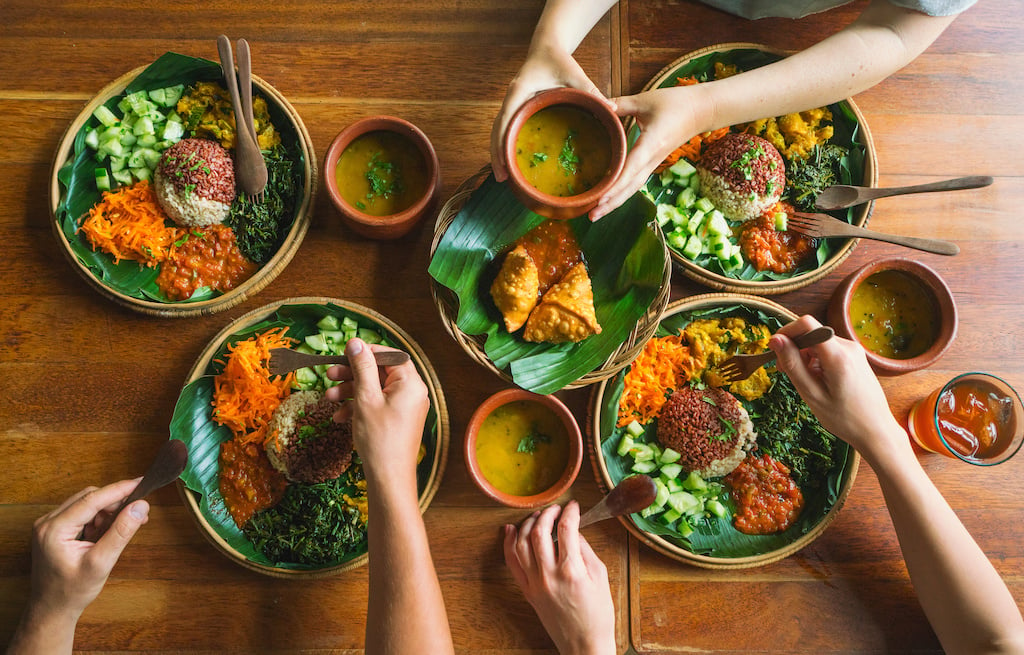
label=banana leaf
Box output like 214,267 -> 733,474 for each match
428,174 -> 666,394
596,303 -> 854,558
55,52 -> 306,303
636,47 -> 867,281
171,303 -> 440,570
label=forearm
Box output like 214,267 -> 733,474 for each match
681,1 -> 957,134
6,604 -> 78,655
864,433 -> 1024,655
364,475 -> 453,655
528,0 -> 618,55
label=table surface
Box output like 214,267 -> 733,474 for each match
2,1 -> 1022,653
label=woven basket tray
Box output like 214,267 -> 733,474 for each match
429,166 -> 672,390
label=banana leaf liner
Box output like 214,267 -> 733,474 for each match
428,173 -> 668,394
53,51 -> 308,304
172,302 -> 443,571
594,300 -> 857,561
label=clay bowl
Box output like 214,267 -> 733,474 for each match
503,88 -> 626,220
324,115 -> 440,239
828,258 -> 957,376
465,388 -> 583,509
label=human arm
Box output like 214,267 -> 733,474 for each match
592,0 -> 960,219
325,339 -> 454,655
6,479 -> 150,655
490,0 -> 618,182
770,316 -> 1024,655
503,502 -> 617,655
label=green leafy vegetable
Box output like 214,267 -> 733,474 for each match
225,145 -> 300,265
243,465 -> 367,567
784,143 -> 849,212
530,152 -> 548,166
749,373 -> 840,488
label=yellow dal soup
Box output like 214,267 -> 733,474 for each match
475,400 -> 571,497
515,105 -> 611,198
335,130 -> 429,217
849,270 -> 939,359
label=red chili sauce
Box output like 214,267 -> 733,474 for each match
724,453 -> 804,535
515,220 -> 583,294
218,439 -> 288,528
739,204 -> 816,274
156,225 -> 257,301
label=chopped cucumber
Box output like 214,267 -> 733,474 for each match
676,186 -> 697,209
682,235 -> 702,260
317,314 -> 341,331
706,499 -> 728,519
304,334 -> 329,352
94,168 -> 111,192
682,471 -> 708,492
659,462 -> 683,480
92,105 -> 119,127
668,158 -> 696,178
630,443 -> 655,462
616,434 -> 635,457
695,196 -> 715,213
632,459 -> 658,474
661,508 -> 682,525
667,491 -> 701,515
625,420 -> 645,438
705,211 -> 730,237
293,367 -> 319,389
773,211 -> 788,232
357,328 -> 382,344
658,447 -> 681,464
653,479 -> 670,510
84,128 -> 100,150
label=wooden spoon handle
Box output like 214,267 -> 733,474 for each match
860,175 -> 993,202
236,38 -> 260,144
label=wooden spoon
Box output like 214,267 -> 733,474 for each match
579,475 -> 658,530
814,175 -> 993,210
216,35 -> 268,198
84,439 -> 189,542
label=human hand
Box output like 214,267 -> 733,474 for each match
491,45 -> 609,183
325,338 -> 429,482
769,315 -> 909,459
504,502 -> 616,655
29,478 -> 150,620
590,85 -> 704,221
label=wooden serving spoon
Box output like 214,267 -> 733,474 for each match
814,175 -> 993,210
83,439 -> 189,542
579,475 -> 658,530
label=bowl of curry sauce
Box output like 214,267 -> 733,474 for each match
464,388 -> 583,508
503,88 -> 626,220
325,115 -> 440,239
828,257 -> 957,375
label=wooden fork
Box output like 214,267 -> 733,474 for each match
267,348 -> 410,377
787,211 -> 959,256
217,35 -> 268,203
717,326 -> 834,383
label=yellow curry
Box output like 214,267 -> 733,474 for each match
475,400 -> 570,496
514,105 -> 611,197
335,130 -> 429,217
850,270 -> 939,359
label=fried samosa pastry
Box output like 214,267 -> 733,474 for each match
490,244 -> 540,332
523,263 -> 602,343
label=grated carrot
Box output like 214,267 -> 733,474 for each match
617,333 -> 695,427
212,328 -> 295,444
77,180 -> 186,265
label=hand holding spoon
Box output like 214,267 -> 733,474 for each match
579,475 -> 658,530
83,439 -> 189,542
814,175 -> 993,210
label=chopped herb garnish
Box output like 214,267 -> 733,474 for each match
517,427 -> 552,454
530,152 -> 549,167
173,234 -> 190,247
558,129 -> 579,175
355,201 -> 367,210
365,151 -> 402,201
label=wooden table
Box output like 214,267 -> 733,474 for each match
1,1 -> 1021,653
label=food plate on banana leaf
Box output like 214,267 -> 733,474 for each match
634,44 -> 877,295
50,51 -> 316,316
589,294 -> 859,568
172,298 -> 448,577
